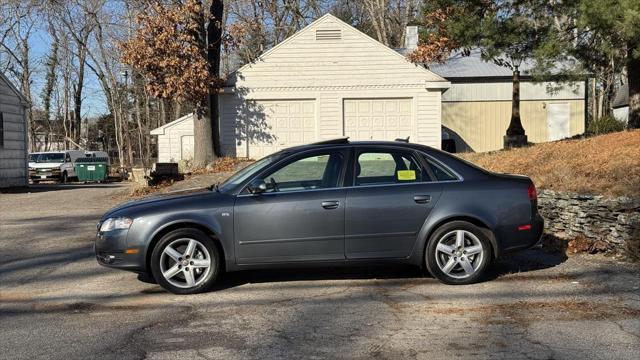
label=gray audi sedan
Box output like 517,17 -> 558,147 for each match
96,138 -> 543,294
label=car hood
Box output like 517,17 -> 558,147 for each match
102,187 -> 218,220
29,162 -> 63,169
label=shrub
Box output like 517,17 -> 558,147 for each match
587,115 -> 625,135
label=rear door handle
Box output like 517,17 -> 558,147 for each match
321,201 -> 340,209
413,195 -> 431,204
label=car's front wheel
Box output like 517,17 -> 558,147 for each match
150,228 -> 220,294
425,221 -> 492,285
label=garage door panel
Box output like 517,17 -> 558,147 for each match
241,99 -> 316,159
344,98 -> 413,141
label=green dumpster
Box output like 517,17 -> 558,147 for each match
74,157 -> 109,183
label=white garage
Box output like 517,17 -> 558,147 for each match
150,113 -> 196,163
220,14 -> 449,159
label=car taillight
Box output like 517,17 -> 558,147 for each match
528,182 -> 537,201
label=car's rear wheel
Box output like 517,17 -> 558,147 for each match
150,228 -> 220,294
425,221 -> 492,285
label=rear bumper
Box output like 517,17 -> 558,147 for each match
95,229 -> 145,272
498,213 -> 545,255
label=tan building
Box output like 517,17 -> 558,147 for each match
427,50 -> 587,153
0,72 -> 29,187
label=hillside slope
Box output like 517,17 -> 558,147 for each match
459,130 -> 640,197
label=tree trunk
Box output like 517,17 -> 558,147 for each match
73,46 -> 88,145
193,103 -> 214,167
628,56 -> 640,129
504,68 -> 528,148
208,0 -> 224,157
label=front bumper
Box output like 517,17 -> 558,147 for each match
95,229 -> 145,272
29,170 -> 61,181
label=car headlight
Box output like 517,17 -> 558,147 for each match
100,217 -> 133,232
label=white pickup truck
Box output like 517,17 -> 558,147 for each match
28,150 -> 89,183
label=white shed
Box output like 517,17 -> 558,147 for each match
0,72 -> 29,188
220,13 -> 449,159
150,113 -> 195,163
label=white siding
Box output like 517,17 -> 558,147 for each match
0,76 -> 28,188
442,81 -> 586,102
155,114 -> 196,163
233,16 -> 445,89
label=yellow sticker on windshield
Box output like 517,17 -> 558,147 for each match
397,170 -> 416,181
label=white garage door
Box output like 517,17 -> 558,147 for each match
547,103 -> 570,141
344,98 -> 413,141
180,135 -> 194,161
245,100 -> 316,159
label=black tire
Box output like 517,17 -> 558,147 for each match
60,171 -> 68,184
425,221 -> 492,285
150,228 -> 221,294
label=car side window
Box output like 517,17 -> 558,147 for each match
355,150 -> 423,186
261,151 -> 344,193
65,153 -> 71,163
424,156 -> 459,181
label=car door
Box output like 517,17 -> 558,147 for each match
233,148 -> 348,264
345,147 -> 442,259
63,153 -> 74,176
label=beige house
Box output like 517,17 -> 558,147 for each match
0,72 -> 29,188
219,13 -> 450,159
427,50 -> 587,152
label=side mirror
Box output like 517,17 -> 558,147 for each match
247,179 -> 267,194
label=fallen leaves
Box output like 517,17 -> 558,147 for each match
459,130 -> 640,197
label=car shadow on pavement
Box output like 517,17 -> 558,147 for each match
204,246 -> 568,292
0,183 -> 123,194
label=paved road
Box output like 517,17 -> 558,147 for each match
1,183 -> 639,359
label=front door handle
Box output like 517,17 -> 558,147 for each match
321,201 -> 340,209
413,195 -> 431,204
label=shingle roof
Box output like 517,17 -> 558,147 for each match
0,71 -> 29,105
613,82 -> 628,108
397,48 -> 580,79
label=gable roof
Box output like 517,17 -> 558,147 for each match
0,71 -> 29,106
150,113 -> 194,135
226,13 -> 448,87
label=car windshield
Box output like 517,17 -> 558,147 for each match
32,153 -> 65,163
218,154 -> 280,193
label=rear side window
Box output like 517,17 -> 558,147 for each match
355,150 -> 423,186
423,155 -> 459,181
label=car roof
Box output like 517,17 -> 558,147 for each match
280,138 -> 435,154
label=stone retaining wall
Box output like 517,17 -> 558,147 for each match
537,190 -> 640,256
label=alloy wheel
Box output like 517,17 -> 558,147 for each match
434,230 -> 484,279
159,238 -> 212,289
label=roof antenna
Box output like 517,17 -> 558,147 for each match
395,136 -> 410,143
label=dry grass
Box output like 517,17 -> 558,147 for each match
459,130 -> 640,197
191,156 -> 250,175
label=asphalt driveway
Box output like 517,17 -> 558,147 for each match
0,183 -> 639,359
